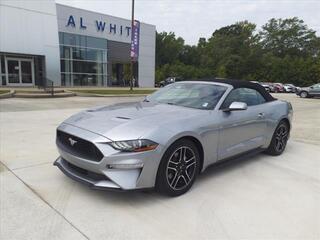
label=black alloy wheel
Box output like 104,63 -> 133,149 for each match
265,121 -> 289,156
156,139 -> 200,196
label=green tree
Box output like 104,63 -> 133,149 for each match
204,21 -> 261,79
156,32 -> 184,67
260,17 -> 320,57
155,18 -> 320,86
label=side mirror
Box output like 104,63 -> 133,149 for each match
223,102 -> 248,112
310,86 -> 314,89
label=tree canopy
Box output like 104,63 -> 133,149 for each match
155,17 -> 320,86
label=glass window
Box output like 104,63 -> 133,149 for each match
60,60 -> 71,73
63,32 -> 75,46
87,36 -> 107,49
221,88 -> 266,108
72,74 -> 82,86
312,84 -> 320,89
72,47 -> 87,60
59,32 -> 64,45
147,83 -> 227,110
61,73 -> 72,86
71,74 -> 105,86
60,46 -> 71,59
86,48 -> 103,62
72,61 -> 105,74
59,33 -> 108,86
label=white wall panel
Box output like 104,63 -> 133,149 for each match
0,0 -> 61,85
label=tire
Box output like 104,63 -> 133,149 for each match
300,91 -> 308,98
265,120 -> 289,156
156,139 -> 200,197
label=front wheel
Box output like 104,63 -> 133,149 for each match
265,121 -> 289,156
156,139 -> 200,197
300,91 -> 308,98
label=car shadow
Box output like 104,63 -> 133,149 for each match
197,151 -> 266,183
76,150 -> 267,205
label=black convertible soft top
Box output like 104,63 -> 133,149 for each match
187,78 -> 276,102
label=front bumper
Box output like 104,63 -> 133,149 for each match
54,157 -> 121,190
54,123 -> 163,190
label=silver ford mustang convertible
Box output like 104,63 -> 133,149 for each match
54,79 -> 293,196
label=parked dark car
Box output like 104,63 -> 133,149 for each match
159,77 -> 183,87
296,83 -> 320,98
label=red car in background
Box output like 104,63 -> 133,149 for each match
273,83 -> 285,93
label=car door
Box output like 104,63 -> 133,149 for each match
217,88 -> 268,160
309,84 -> 320,96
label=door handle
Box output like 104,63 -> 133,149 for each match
258,113 -> 265,119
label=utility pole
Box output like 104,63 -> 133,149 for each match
130,0 -> 135,91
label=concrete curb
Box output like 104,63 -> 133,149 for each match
68,91 -> 148,97
0,90 -> 15,99
14,92 -> 76,98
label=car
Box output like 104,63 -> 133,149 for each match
260,82 -> 272,92
250,81 -> 273,93
296,83 -> 320,98
54,79 -> 293,196
273,83 -> 285,93
159,77 -> 183,87
283,84 -> 292,93
283,84 -> 297,93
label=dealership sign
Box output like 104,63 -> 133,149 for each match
130,20 -> 140,61
66,15 -> 132,37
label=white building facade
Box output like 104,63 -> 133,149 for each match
0,0 -> 156,87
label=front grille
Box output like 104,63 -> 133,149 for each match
57,130 -> 104,162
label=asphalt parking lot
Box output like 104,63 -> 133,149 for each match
1,94 -> 319,240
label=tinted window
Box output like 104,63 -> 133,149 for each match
221,88 -> 266,108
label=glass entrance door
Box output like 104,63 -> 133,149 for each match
7,60 -> 20,84
6,58 -> 34,86
21,61 -> 33,84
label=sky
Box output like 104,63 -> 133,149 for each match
56,0 -> 320,45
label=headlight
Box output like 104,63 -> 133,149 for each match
108,139 -> 158,152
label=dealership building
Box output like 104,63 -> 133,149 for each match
0,0 -> 156,87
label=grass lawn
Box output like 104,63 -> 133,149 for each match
0,90 -> 10,94
71,89 -> 157,95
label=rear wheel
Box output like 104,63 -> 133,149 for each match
265,121 -> 289,156
156,139 -> 200,197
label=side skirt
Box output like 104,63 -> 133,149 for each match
202,147 -> 265,172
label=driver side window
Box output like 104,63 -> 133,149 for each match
221,88 -> 266,109
313,84 -> 320,89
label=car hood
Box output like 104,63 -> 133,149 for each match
63,102 -> 202,141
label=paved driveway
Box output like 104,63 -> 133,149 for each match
1,95 -> 320,240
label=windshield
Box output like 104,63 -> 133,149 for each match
147,82 -> 227,110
